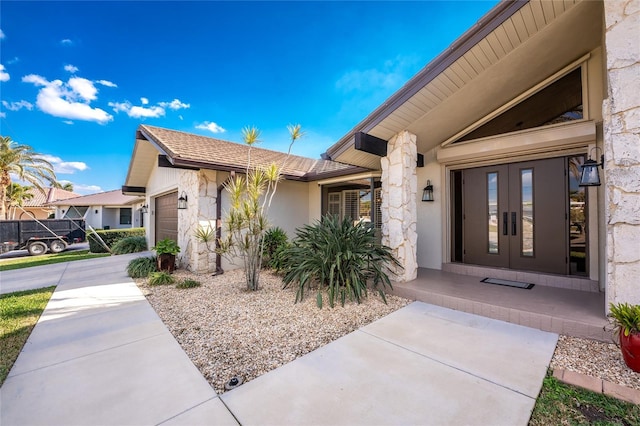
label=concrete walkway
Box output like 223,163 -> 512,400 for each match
1,255 -> 558,425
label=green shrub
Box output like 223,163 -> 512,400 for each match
151,238 -> 180,255
88,228 -> 145,253
127,256 -> 157,278
282,215 -> 401,308
262,227 -> 288,270
148,271 -> 175,286
111,236 -> 148,255
176,279 -> 201,289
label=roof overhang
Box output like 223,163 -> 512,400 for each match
326,0 -> 603,169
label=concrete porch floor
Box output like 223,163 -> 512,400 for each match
388,268 -> 611,342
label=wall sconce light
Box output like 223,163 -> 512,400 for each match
95,209 -> 99,214
422,180 -> 434,202
140,204 -> 148,214
579,147 -> 604,187
177,191 -> 188,210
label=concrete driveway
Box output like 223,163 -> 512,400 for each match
0,255 -> 558,425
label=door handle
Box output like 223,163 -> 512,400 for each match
503,212 -> 508,235
511,212 -> 517,236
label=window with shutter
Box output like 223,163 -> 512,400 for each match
343,190 -> 359,223
328,192 -> 341,218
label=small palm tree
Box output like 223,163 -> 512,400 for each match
5,183 -> 34,219
0,136 -> 56,219
53,181 -> 74,192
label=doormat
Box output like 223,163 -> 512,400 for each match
481,277 -> 534,290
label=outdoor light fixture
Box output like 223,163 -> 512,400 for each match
422,180 -> 434,202
177,191 -> 188,210
140,205 -> 148,214
579,147 -> 604,187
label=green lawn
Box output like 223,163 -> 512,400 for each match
0,287 -> 55,385
530,373 -> 640,425
0,250 -> 110,271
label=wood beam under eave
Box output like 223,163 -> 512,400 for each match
355,132 -> 387,157
122,185 -> 146,195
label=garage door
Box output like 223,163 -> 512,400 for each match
155,192 -> 178,243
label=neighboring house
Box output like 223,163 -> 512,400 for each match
9,187 -> 79,220
123,0 -> 639,308
50,189 -> 145,230
122,125 -> 366,273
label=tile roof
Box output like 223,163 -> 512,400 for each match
23,187 -> 80,207
139,125 -> 365,180
49,189 -> 144,206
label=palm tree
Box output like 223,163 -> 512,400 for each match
0,136 -> 56,220
6,182 -> 34,219
53,181 -> 74,192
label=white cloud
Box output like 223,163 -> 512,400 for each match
129,105 -> 165,118
109,97 -> 189,119
61,39 -> 73,45
7,57 -> 19,65
0,112 -> 5,118
97,79 -> 117,88
22,74 -> 113,124
63,120 -> 74,125
73,184 -> 103,195
0,64 -> 9,82
159,98 -> 190,110
108,101 -> 165,118
68,77 -> 97,101
2,100 -> 33,111
196,121 -> 226,133
0,29 -> 5,39
39,154 -> 89,174
64,64 -> 78,73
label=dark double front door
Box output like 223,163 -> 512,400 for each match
462,157 -> 568,275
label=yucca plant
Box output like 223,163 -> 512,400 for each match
282,215 -> 401,308
111,236 -> 148,255
126,256 -> 157,278
148,271 -> 175,286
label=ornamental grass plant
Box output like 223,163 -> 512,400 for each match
282,215 -> 401,308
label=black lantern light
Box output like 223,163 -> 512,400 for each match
579,147 -> 604,187
422,180 -> 434,202
177,191 -> 188,209
140,204 -> 148,214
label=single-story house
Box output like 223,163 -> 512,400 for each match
8,187 -> 79,220
123,0 -> 639,308
50,189 -> 145,230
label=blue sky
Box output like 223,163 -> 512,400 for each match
1,1 -> 497,195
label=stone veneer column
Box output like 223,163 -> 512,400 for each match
177,169 -> 217,273
380,131 -> 418,282
603,0 -> 640,305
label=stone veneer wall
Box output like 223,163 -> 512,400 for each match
603,0 -> 640,305
380,131 -> 418,282
177,169 -> 217,273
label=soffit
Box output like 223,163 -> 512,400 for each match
124,138 -> 160,188
331,0 -> 602,168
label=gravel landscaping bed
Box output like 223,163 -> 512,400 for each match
137,268 -> 410,394
137,268 -> 640,394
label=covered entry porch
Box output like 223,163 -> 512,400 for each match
389,267 -> 609,342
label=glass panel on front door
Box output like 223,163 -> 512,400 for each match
487,172 -> 498,254
521,169 -> 534,257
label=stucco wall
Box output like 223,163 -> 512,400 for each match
308,181 -> 322,225
416,151 -> 443,270
603,0 -> 640,305
267,179 -> 310,239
